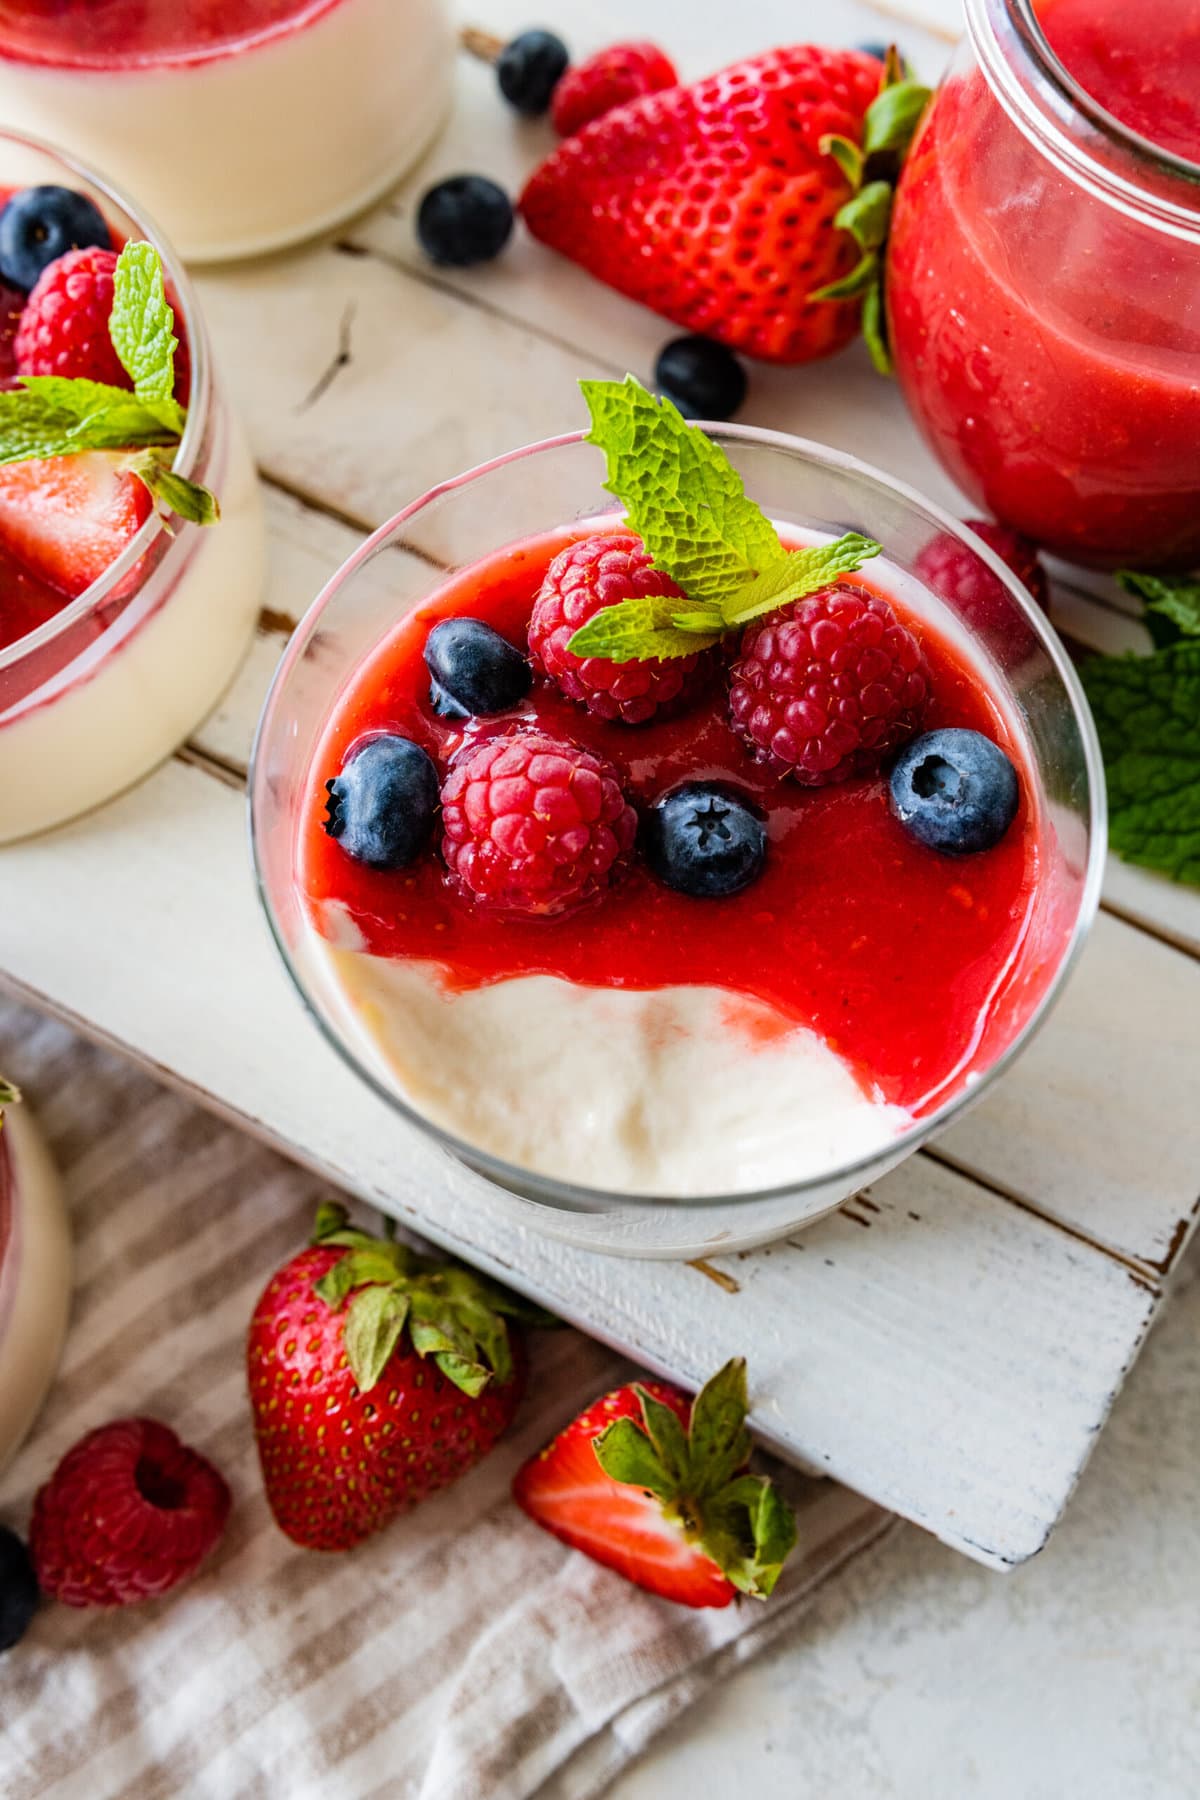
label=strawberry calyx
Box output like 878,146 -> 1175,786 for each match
308,1202 -> 551,1398
592,1357 -> 797,1599
812,46 -> 932,374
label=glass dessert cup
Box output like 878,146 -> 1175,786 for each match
0,1106 -> 70,1472
251,430 -> 1106,1259
0,131 -> 265,845
0,0 -> 454,263
888,0 -> 1200,570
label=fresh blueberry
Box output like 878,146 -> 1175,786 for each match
424,617 -> 532,719
496,29 -> 570,116
654,336 -> 747,421
0,1525 -> 39,1652
323,734 -> 439,869
856,40 -> 911,73
0,186 -> 111,293
643,781 -> 767,898
889,728 -> 1019,855
416,176 -> 514,267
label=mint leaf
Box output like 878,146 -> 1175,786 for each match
130,451 -> 221,526
1081,639 -> 1200,885
582,377 -> 782,605
566,594 -> 722,662
722,533 -> 882,627
0,1079 -> 18,1107
1116,570 -> 1200,647
109,240 -> 179,416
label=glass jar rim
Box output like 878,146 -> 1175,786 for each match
966,0 -> 1200,237
250,423 -> 1108,1220
0,0 -> 346,72
0,125 -> 211,676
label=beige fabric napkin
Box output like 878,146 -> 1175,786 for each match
0,997 -> 894,1800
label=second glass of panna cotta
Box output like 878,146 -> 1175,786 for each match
252,406 -> 1104,1257
888,0 -> 1200,569
0,0 -> 453,263
0,133 -> 264,842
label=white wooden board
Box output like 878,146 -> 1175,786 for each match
3,0 -> 1199,1568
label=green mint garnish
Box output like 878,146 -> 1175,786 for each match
811,46 -> 932,375
0,1077 -> 18,1135
0,241 -> 218,528
569,377 -> 880,664
1081,571 -> 1200,887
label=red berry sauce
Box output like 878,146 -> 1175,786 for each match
0,0 -> 347,70
300,526 -> 1052,1119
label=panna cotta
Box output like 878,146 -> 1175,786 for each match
0,0 -> 454,263
0,1101 -> 70,1473
0,141 -> 264,842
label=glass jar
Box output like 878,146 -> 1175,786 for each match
0,0 -> 453,262
0,1107 -> 70,1473
0,131 -> 265,844
251,429 -> 1104,1258
888,0 -> 1200,569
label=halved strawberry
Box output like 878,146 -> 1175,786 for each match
512,1359 -> 796,1608
0,450 -> 151,599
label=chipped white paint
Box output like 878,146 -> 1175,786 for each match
2,0 -> 1199,1569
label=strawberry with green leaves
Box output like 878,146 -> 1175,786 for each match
0,240 -> 218,601
247,1204 -> 541,1551
521,45 -> 929,369
513,1359 -> 796,1608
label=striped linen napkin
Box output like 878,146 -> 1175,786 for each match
0,997 -> 894,1800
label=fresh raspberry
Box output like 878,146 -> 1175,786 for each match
29,1417 -> 231,1608
15,247 -> 129,388
915,520 -> 1049,640
529,533 -> 706,725
551,41 -> 678,137
728,583 -> 929,785
440,729 -> 637,917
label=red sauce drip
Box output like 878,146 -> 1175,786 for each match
300,527 -> 1050,1118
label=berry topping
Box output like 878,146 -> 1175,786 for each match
15,246 -> 129,388
440,729 -> 637,917
29,1418 -> 230,1608
0,1525 -> 39,1651
513,1359 -> 796,1609
416,175 -> 515,267
653,335 -> 747,421
529,533 -> 707,724
323,734 -> 439,870
497,28 -> 570,116
551,40 -> 678,137
248,1204 -> 530,1551
0,185 -> 111,294
914,520 -> 1049,639
0,451 -> 152,599
728,582 -> 929,785
889,728 -> 1020,855
642,781 -> 767,898
424,616 -> 532,719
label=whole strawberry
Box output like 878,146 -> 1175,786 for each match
247,1204 -> 534,1551
521,46 -> 884,363
29,1417 -> 230,1607
513,1358 -> 796,1608
551,41 -> 678,137
529,532 -> 707,724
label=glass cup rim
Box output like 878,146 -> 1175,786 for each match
249,423 -> 1108,1217
0,124 -> 210,676
965,0 -> 1200,237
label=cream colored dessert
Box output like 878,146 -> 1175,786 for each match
0,1107 -> 71,1472
310,907 -> 913,1197
0,0 -> 453,262
0,413 -> 264,843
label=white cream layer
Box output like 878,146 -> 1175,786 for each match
310,923 -> 913,1198
0,1108 -> 71,1473
0,0 -> 453,261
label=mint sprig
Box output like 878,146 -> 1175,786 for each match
1081,571 -> 1200,886
0,241 -> 218,528
811,46 -> 932,374
570,377 -> 880,664
0,1077 -> 18,1136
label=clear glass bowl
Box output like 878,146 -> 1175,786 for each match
250,429 -> 1106,1258
0,0 -> 453,262
0,129 -> 265,844
0,1106 -> 70,1472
